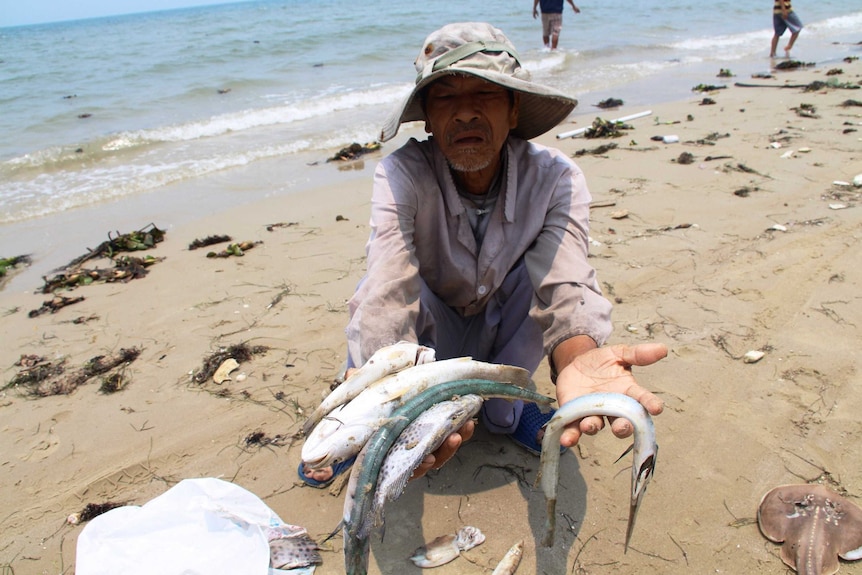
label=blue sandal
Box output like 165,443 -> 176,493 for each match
297,455 -> 356,488
508,402 -> 566,456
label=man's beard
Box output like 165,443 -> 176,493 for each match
446,149 -> 494,172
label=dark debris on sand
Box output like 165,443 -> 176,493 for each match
5,347 -> 141,396
193,342 -> 269,384
189,234 -> 232,250
326,142 -> 381,162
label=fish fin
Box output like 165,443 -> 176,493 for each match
322,519 -> 344,544
614,442 -> 635,464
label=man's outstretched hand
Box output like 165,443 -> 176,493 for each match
554,342 -> 667,448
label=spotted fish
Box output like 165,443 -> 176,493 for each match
358,394 -> 483,539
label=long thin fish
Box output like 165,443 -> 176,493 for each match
301,358 -> 531,469
358,394 -> 483,539
343,379 -> 554,575
301,342 -> 436,436
537,392 -> 657,551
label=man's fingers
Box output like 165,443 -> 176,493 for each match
609,416 -> 633,438
411,455 -> 436,480
409,421 -> 475,481
615,342 -> 668,367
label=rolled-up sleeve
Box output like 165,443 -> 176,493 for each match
346,153 -> 423,365
521,148 -> 613,357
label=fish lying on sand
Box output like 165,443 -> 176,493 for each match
408,526 -> 486,568
301,358 -> 531,470
359,394 -> 483,539
537,392 -> 657,551
266,524 -> 322,571
492,540 -> 524,575
342,378 -> 554,575
301,341 -> 435,436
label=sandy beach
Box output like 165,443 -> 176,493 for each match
2,59 -> 862,575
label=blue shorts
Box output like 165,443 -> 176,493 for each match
773,12 -> 803,36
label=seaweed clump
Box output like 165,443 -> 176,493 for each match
36,224 -> 166,297
192,342 -> 269,384
327,142 -> 381,162
584,117 -> 633,139
189,235 -> 232,250
5,348 -> 142,396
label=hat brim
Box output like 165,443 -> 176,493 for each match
380,68 -> 577,142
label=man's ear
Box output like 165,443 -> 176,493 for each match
424,120 -> 432,134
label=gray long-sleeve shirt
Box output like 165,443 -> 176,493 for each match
346,135 -> 613,366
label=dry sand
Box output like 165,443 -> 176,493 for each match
2,60 -> 862,575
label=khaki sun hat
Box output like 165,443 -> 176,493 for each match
380,22 -> 578,142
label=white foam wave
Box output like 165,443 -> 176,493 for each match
0,139 -> 315,224
102,83 -> 412,151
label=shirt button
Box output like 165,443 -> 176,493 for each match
477,285 -> 487,296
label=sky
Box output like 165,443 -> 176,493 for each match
0,0 -> 249,28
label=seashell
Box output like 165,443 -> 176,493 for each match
780,150 -> 794,159
66,512 -> 81,525
829,203 -> 848,210
769,142 -> 782,149
213,358 -> 239,383
610,209 -> 629,220
235,372 -> 247,382
769,224 -> 788,232
798,147 -> 811,153
743,350 -> 765,364
409,526 -> 485,568
832,180 -> 850,187
853,173 -> 862,187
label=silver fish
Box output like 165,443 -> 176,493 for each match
343,379 -> 555,575
537,392 -> 657,551
491,540 -> 524,575
301,358 -> 531,469
359,394 -> 483,539
408,526 -> 486,568
302,341 -> 435,436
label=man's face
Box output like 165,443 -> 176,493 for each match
423,75 -> 519,173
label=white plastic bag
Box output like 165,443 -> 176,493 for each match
76,477 -> 283,575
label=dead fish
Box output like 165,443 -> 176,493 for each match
359,394 -> 483,538
266,524 -> 323,570
301,358 -> 531,470
537,392 -> 657,551
409,526 -> 486,568
302,341 -> 435,436
757,483 -> 862,575
342,379 -> 554,575
492,540 -> 524,575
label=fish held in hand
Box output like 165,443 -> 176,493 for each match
302,341 -> 435,436
361,394 -> 483,538
343,379 -> 553,575
409,526 -> 486,568
301,357 -> 531,469
537,392 -> 657,551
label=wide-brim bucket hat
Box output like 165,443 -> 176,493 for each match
380,22 -> 578,142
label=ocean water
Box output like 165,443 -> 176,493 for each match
0,0 -> 860,262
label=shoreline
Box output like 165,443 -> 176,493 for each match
1,56 -> 861,574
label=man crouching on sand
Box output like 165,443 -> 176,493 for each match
300,22 -> 666,487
